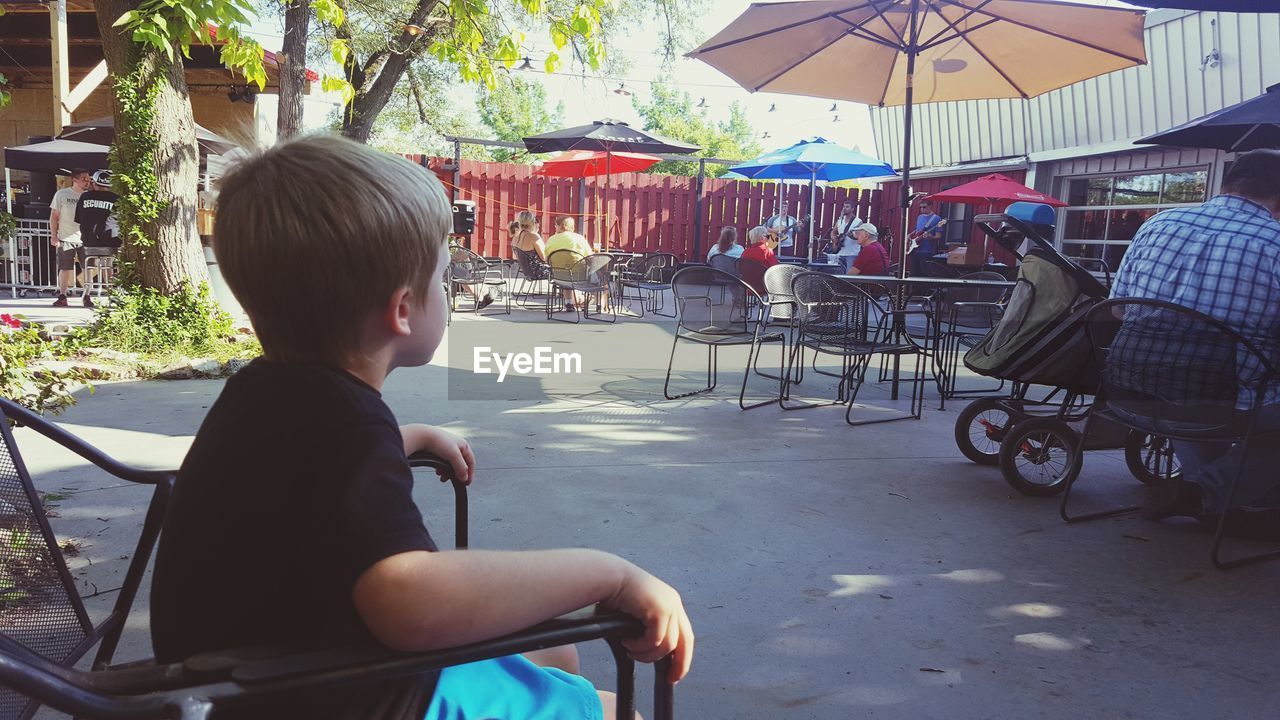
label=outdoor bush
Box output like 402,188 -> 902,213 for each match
0,314 -> 81,415
79,283 -> 235,357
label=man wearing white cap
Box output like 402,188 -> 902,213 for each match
847,223 -> 889,277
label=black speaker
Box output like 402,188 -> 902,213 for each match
451,200 -> 476,236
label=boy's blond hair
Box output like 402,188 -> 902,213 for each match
214,134 -> 449,365
517,210 -> 537,231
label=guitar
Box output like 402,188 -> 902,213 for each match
906,218 -> 948,254
823,216 -> 863,254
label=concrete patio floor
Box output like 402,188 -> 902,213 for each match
20,306 -> 1280,719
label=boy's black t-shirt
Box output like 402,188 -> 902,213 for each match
151,360 -> 438,719
72,190 -> 121,248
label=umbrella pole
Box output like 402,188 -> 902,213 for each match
4,167 -> 12,299
808,170 -> 817,263
898,0 -> 920,283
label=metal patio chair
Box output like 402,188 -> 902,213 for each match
663,266 -> 786,410
0,447 -> 678,719
511,246 -> 550,308
1061,298 -> 1280,569
617,253 -> 677,318
448,245 -> 510,316
931,271 -> 1008,406
783,272 -> 927,425
0,398 -> 173,720
546,250 -> 616,323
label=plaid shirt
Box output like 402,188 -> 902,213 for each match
1112,194 -> 1280,406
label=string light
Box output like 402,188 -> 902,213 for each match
518,57 -> 534,71
613,83 -> 632,96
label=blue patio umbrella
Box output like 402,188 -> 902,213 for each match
728,138 -> 896,260
1137,83 -> 1280,152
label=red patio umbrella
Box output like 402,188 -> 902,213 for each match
533,150 -> 660,178
927,173 -> 1067,207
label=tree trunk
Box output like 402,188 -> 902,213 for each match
277,0 -> 311,141
340,0 -> 440,143
94,0 -> 209,293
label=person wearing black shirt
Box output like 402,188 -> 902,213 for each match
153,135 -> 694,720
72,171 -> 120,307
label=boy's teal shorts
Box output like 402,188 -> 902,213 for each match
425,654 -> 603,720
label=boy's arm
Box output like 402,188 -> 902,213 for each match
353,548 -> 694,682
401,423 -> 475,484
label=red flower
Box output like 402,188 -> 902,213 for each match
0,314 -> 21,329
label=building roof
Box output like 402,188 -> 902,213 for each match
0,0 -> 318,91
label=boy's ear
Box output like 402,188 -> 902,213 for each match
384,286 -> 414,337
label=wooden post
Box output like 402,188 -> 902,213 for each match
692,159 -> 706,260
50,0 -> 71,132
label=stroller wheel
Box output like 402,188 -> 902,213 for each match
1124,432 -> 1183,485
999,417 -> 1081,497
954,397 -> 1018,466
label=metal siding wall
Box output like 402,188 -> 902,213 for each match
870,12 -> 1280,170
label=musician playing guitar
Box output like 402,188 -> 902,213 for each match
764,201 -> 799,255
908,200 -> 946,276
824,201 -> 864,273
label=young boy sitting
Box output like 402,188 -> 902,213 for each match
149,135 -> 693,720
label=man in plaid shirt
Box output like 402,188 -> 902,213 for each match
1111,150 -> 1280,533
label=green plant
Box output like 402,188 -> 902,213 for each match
79,283 -> 233,356
0,324 -> 82,415
0,211 -> 15,244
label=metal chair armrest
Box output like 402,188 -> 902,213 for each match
1,399 -> 175,486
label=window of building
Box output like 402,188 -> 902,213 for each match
1058,169 -> 1209,272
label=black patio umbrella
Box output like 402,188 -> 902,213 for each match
1137,83 -> 1280,152
3,139 -> 110,174
58,116 -> 238,156
523,121 -> 699,248
522,120 -> 699,155
1125,1 -> 1275,10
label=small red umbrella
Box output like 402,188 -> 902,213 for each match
928,173 -> 1068,206
534,150 -> 660,178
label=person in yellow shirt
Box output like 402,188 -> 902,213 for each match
544,216 -> 602,312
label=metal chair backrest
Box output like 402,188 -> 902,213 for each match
449,245 -> 488,282
1070,256 -> 1112,288
547,249 -> 585,283
936,271 -> 1009,328
630,254 -> 677,284
708,253 -> 740,277
671,266 -> 758,335
791,272 -> 875,334
512,246 -> 547,281
762,264 -> 804,322
1086,298 -> 1278,430
737,256 -> 771,297
0,399 -> 172,720
576,254 -> 615,287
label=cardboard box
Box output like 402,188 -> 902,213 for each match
197,208 -> 216,236
947,245 -> 982,267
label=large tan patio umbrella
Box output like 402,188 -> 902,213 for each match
688,0 -> 1148,278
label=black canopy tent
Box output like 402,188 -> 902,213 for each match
1137,83 -> 1280,152
3,139 -> 110,175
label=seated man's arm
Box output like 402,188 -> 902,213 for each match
353,548 -> 694,680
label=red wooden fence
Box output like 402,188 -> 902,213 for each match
403,155 -> 888,262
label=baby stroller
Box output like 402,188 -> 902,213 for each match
951,203 -> 1180,496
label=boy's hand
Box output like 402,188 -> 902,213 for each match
605,563 -> 695,684
401,424 -> 475,485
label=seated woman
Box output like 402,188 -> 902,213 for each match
512,210 -> 547,261
707,227 -> 744,262
738,226 -> 779,296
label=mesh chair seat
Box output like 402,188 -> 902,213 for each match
708,253 -> 740,277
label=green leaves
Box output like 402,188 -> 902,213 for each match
322,74 -> 355,104
113,0 -> 268,89
0,72 -> 10,108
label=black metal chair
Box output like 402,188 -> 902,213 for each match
931,271 -> 1008,407
618,253 -> 677,317
546,250 -> 616,323
511,246 -> 550,307
707,253 -> 740,278
1061,298 -> 1280,569
1069,256 -> 1113,289
0,398 -> 174,720
449,245 -> 510,315
783,272 -> 927,425
0,443 -> 677,719
923,260 -> 961,279
663,266 -> 786,410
